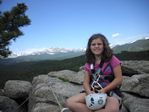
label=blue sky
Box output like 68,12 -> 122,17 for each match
1,0 -> 149,53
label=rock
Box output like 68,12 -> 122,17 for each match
30,103 -> 59,112
4,80 -> 32,99
32,75 -> 50,87
0,95 -> 21,112
122,92 -> 149,112
121,66 -> 140,76
48,70 -> 84,85
121,74 -> 149,97
29,68 -> 149,112
122,61 -> 149,73
2,61 -> 149,112
120,104 -> 128,112
29,75 -> 82,112
0,89 -> 4,96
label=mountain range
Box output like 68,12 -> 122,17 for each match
0,48 -> 85,64
0,37 -> 149,64
112,37 -> 149,54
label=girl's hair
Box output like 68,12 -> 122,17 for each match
85,33 -> 113,64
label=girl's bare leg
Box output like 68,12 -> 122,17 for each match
66,93 -> 91,112
95,96 -> 119,112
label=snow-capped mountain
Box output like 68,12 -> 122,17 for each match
9,48 -> 85,58
0,48 -> 85,64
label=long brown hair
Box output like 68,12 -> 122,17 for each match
85,33 -> 113,64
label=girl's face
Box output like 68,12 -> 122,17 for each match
90,38 -> 104,56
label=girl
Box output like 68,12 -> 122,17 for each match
66,33 -> 123,112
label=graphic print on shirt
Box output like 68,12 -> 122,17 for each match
90,63 -> 113,90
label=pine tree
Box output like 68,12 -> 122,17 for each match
0,3 -> 31,57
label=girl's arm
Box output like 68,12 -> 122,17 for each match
100,64 -> 123,93
83,71 -> 93,95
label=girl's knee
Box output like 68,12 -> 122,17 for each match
65,97 -> 76,109
65,97 -> 79,111
109,106 -> 119,112
65,93 -> 86,109
105,97 -> 120,112
65,98 -> 72,107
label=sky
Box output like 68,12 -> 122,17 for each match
1,0 -> 149,53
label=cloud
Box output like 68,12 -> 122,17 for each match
112,33 -> 120,37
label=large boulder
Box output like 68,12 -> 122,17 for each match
0,95 -> 21,112
29,74 -> 82,112
4,80 -> 32,99
121,74 -> 149,97
121,66 -> 140,76
48,70 -> 84,85
122,61 -> 149,73
120,73 -> 149,112
30,103 -> 59,112
122,92 -> 149,112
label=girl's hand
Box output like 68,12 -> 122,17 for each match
98,88 -> 106,93
86,90 -> 94,95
